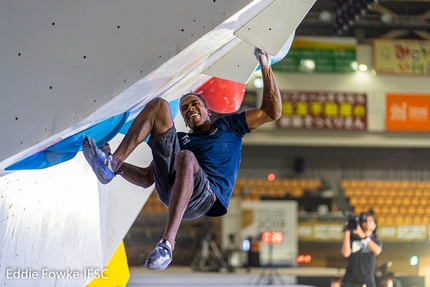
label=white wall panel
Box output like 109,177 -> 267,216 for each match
0,0 -> 256,170
235,0 -> 315,55
0,154 -> 102,286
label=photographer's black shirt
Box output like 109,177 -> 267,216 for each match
342,233 -> 382,287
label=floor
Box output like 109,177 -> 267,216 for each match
126,266 -> 345,287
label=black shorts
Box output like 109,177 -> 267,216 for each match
147,125 -> 216,220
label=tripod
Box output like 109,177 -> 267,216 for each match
191,218 -> 234,272
254,244 -> 286,285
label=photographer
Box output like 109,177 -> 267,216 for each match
341,212 -> 383,287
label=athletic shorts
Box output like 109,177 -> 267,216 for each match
147,125 -> 216,220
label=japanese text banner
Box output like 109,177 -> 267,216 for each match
386,94 -> 430,131
374,39 -> 430,75
277,90 -> 367,130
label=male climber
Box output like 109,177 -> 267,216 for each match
82,47 -> 282,270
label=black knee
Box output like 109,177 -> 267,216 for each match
147,97 -> 170,113
175,150 -> 198,170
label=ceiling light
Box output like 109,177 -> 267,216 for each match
319,10 -> 333,22
359,64 -> 368,72
380,13 -> 393,24
301,59 -> 316,71
253,78 -> 263,89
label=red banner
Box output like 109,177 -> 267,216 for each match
277,90 -> 367,130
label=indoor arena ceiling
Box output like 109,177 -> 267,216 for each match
296,0 -> 430,43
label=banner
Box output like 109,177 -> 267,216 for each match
277,90 -> 367,130
298,223 -> 428,242
272,37 -> 357,73
386,94 -> 430,131
374,39 -> 430,75
241,201 -> 298,266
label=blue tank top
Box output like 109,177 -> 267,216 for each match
177,112 -> 250,213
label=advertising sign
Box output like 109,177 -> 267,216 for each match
272,37 -> 357,73
277,90 -> 367,130
374,39 -> 430,75
297,223 -> 428,242
386,94 -> 430,131
241,201 -> 298,266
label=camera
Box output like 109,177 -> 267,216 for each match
343,211 -> 374,231
344,213 -> 360,231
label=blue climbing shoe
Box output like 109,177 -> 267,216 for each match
145,239 -> 173,271
82,137 -> 115,184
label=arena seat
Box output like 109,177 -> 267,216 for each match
343,179 -> 430,225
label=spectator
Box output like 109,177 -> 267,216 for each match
341,212 -> 383,287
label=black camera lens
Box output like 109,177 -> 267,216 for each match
346,214 -> 359,230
